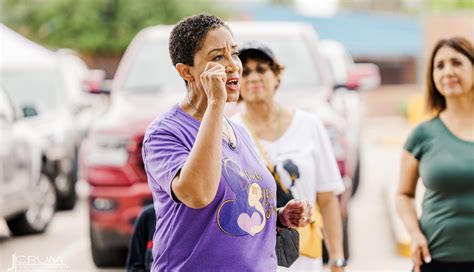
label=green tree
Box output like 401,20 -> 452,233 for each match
269,0 -> 294,6
1,0 -> 227,54
425,0 -> 474,11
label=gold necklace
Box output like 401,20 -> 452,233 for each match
186,92 -> 204,117
186,93 -> 236,150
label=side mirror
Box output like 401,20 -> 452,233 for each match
346,63 -> 381,91
333,83 -> 351,90
82,69 -> 111,95
22,104 -> 38,118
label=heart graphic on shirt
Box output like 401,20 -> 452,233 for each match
237,212 -> 262,236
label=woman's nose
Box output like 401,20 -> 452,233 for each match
225,58 -> 240,73
246,70 -> 260,80
443,64 -> 455,76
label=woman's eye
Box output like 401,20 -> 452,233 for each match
256,66 -> 268,73
452,60 -> 462,66
232,51 -> 240,56
436,62 -> 444,70
213,55 -> 224,61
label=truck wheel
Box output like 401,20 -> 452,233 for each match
55,178 -> 77,211
6,172 -> 56,235
90,224 -> 127,267
56,154 -> 78,210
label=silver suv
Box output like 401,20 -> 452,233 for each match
0,86 -> 56,235
0,25 -> 103,210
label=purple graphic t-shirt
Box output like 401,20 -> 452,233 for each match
142,104 -> 277,272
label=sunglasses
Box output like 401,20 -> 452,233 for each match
242,65 -> 270,77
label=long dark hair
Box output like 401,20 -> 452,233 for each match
425,37 -> 473,113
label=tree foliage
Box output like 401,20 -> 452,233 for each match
269,0 -> 294,6
425,0 -> 474,11
1,0 -> 226,54
339,0 -> 473,12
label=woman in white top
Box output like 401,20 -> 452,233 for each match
232,41 -> 346,272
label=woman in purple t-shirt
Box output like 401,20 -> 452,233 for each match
142,14 -> 311,271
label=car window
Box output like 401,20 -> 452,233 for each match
324,53 -> 346,85
320,43 -> 354,85
0,69 -> 64,114
58,54 -> 88,98
122,42 -> 183,92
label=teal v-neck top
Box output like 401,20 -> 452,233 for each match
404,117 -> 474,262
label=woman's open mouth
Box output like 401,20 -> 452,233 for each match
226,78 -> 240,92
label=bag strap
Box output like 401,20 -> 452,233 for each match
243,114 -> 320,227
241,114 -> 290,194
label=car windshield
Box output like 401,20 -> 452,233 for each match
121,32 -> 321,93
0,69 -> 63,114
322,48 -> 352,85
122,42 -> 183,92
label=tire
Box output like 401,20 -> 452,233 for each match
90,224 -> 127,267
6,172 -> 56,236
56,153 -> 78,211
55,178 -> 77,211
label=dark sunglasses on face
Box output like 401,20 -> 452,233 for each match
242,65 -> 270,77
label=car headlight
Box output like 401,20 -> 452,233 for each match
92,197 -> 117,211
85,135 -> 130,166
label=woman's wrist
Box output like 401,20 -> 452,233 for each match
207,97 -> 226,108
202,101 -> 224,117
407,226 -> 424,238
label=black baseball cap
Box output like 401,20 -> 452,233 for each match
239,41 -> 277,64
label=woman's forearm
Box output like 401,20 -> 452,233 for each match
396,194 -> 422,236
318,193 -> 344,259
173,102 -> 225,208
396,151 -> 423,237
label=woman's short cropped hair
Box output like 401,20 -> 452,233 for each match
169,13 -> 230,67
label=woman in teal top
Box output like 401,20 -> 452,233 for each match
396,37 -> 474,272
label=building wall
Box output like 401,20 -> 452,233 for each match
355,56 -> 417,85
422,13 -> 474,67
355,13 -> 473,85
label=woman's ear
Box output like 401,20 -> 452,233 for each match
176,63 -> 194,83
275,77 -> 281,91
